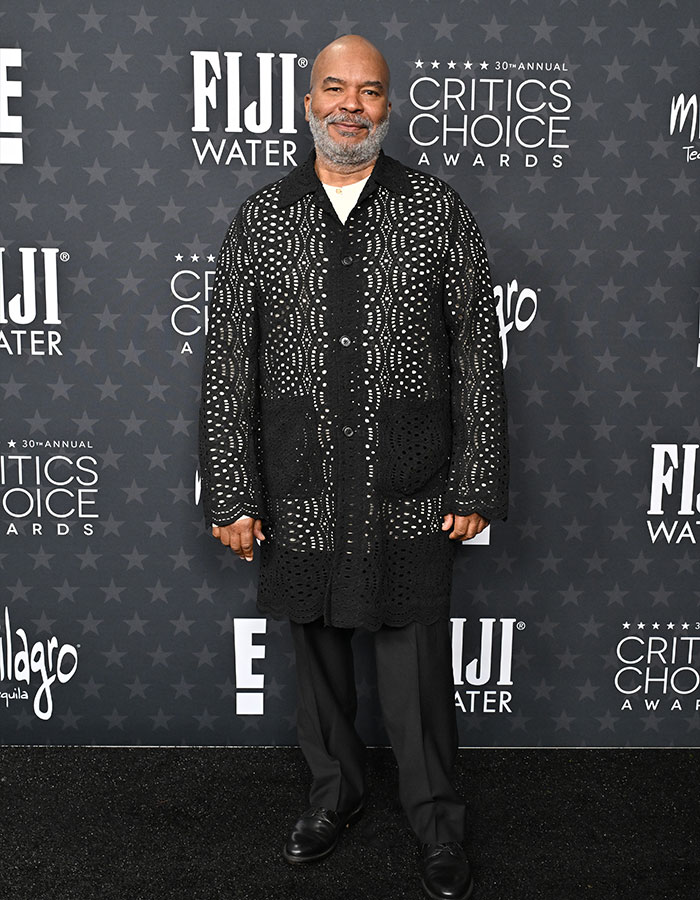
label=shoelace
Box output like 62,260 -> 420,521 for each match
423,842 -> 465,860
302,807 -> 337,825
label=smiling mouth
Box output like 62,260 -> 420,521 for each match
332,122 -> 367,137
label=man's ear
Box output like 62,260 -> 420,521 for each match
304,93 -> 311,122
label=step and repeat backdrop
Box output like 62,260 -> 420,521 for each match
1,1 -> 698,747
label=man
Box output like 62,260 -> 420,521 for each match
199,34 -> 508,900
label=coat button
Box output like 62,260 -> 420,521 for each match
342,426 -> 354,437
341,255 -> 353,266
339,335 -> 351,347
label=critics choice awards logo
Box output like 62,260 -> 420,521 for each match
615,620 -> 700,715
1,441 -> 100,537
169,251 -> 215,357
409,58 -> 571,170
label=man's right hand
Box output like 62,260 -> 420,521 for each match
211,517 -> 266,562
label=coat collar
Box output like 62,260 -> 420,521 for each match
277,148 -> 413,208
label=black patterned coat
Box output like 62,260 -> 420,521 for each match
199,150 -> 508,630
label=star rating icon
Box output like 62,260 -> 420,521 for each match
171,250 -> 215,264
622,621 -> 693,631
414,58 -> 485,71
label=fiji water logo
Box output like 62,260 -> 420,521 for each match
647,444 -> 700,544
0,607 -> 79,720
451,617 -> 523,714
0,247 -> 68,356
190,50 -> 303,167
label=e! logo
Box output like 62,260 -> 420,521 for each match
0,48 -> 23,165
233,618 -> 267,715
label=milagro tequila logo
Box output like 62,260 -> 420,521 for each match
494,278 -> 538,368
0,47 -> 23,165
451,617 -> 522,713
0,607 -> 79,720
190,50 -> 301,167
669,92 -> 699,163
647,443 -> 700,544
0,246 -> 69,356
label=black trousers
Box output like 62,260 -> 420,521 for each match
290,616 -> 466,844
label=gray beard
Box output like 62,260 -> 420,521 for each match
308,106 -> 390,171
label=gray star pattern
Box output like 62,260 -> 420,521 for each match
1,1 -> 699,749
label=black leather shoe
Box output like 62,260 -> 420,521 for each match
420,842 -> 474,900
282,804 -> 363,863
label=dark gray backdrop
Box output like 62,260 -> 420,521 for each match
1,0 -> 698,747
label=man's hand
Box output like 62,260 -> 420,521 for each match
442,512 -> 489,541
211,517 -> 266,561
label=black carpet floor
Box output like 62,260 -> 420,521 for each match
0,747 -> 697,900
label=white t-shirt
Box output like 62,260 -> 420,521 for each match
322,176 -> 370,224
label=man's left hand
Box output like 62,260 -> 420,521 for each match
442,512 -> 489,540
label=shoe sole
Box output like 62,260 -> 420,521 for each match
420,874 -> 474,900
282,805 -> 364,864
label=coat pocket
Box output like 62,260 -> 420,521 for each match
377,396 -> 451,499
259,396 -> 322,498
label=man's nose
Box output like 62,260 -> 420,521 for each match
340,91 -> 363,113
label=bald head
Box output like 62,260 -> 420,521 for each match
309,35 -> 390,94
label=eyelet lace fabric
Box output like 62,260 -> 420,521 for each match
198,151 -> 508,631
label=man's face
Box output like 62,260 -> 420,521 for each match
304,43 -> 391,167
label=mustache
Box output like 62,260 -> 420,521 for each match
323,112 -> 374,129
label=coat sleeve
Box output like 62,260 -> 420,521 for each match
198,204 -> 266,528
440,192 -> 509,522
